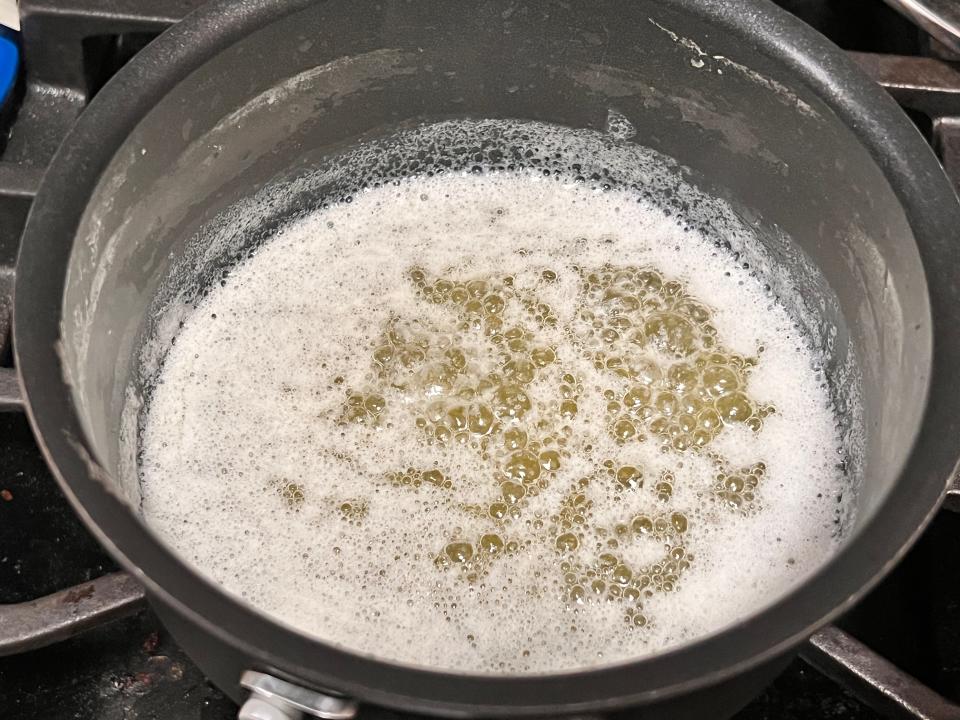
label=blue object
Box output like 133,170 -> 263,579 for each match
0,27 -> 18,109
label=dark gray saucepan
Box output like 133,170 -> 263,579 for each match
12,0 -> 960,717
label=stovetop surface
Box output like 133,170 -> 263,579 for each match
1,1 -> 959,718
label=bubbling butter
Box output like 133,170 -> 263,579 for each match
139,170 -> 849,674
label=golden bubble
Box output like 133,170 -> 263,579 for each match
679,393 -> 702,415
668,363 -> 698,392
600,328 -> 620,344
503,427 -> 528,451
720,493 -> 743,509
649,417 -> 669,436
680,300 -> 711,323
466,279 -> 488,298
501,480 -> 526,504
480,533 -> 504,554
504,359 -> 536,384
445,347 -> 467,370
373,346 -> 394,365
530,347 -> 556,367
616,465 -> 643,491
556,532 -> 580,552
493,384 -> 531,419
447,406 -> 468,431
408,268 -> 426,285
424,402 -> 444,424
504,452 -> 541,484
468,405 -> 495,436
623,386 -> 651,409
612,564 -> 633,585
629,359 -> 662,386
637,270 -> 663,293
489,502 -> 508,520
539,450 -> 562,472
656,392 -> 679,417
656,480 -> 674,501
483,294 -> 505,315
699,408 -> 722,430
398,346 -> 426,367
663,280 -> 682,296
645,312 -> 697,357
464,299 -> 483,315
341,405 -> 368,425
716,392 -> 754,423
613,418 -> 638,442
703,365 -> 739,397
445,542 -> 474,563
363,394 -> 386,415
607,292 -> 641,314
598,553 -> 618,569
605,356 -> 623,371
670,512 -> 688,534
631,515 -> 653,535
421,469 -> 445,487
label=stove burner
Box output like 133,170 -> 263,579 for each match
1,1 -> 959,718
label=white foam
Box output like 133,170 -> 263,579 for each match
139,171 -> 848,674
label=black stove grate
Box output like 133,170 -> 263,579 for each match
1,2 -> 959,718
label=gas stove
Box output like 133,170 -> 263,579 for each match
1,2 -> 959,718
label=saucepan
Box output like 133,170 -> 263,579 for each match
13,0 -> 960,717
